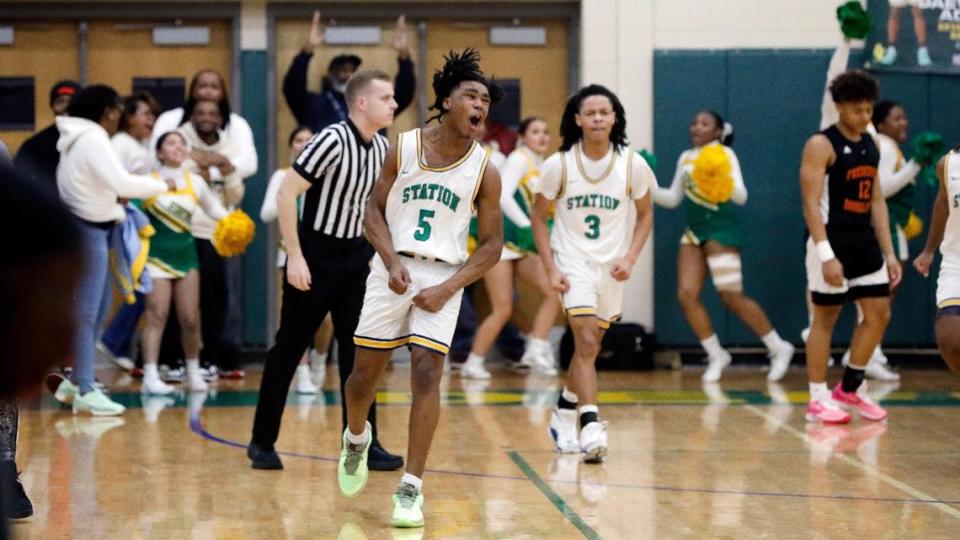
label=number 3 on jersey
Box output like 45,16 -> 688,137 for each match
584,214 -> 600,240
414,209 -> 435,241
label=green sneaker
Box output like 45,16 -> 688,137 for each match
391,482 -> 424,528
337,421 -> 371,497
72,388 -> 125,416
53,378 -> 78,405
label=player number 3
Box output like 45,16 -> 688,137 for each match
414,209 -> 435,241
584,214 -> 600,240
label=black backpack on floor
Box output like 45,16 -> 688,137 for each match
559,322 -> 655,371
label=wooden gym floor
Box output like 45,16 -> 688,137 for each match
10,360 -> 960,539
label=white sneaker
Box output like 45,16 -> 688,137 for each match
183,371 -> 209,392
580,422 -> 608,463
548,408 -> 580,453
295,365 -> 318,394
141,375 -> 176,395
200,365 -> 219,382
161,366 -> 185,383
460,357 -> 491,380
865,352 -> 900,382
73,388 -> 126,416
528,347 -> 558,376
767,342 -> 795,382
701,351 -> 732,383
97,341 -> 135,371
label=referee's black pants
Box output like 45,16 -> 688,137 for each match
251,238 -> 379,449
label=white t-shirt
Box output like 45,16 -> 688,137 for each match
151,107 -> 258,180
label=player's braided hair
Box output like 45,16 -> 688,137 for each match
427,48 -> 503,123
559,84 -> 628,151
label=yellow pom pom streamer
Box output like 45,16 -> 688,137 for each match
690,143 -> 734,205
903,211 -> 924,241
212,209 -> 256,257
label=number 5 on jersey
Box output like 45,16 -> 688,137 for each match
415,209 -> 435,241
584,214 -> 600,240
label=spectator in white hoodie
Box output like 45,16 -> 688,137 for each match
53,85 -> 171,416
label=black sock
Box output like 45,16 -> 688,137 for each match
579,411 -> 599,430
557,394 -> 577,410
841,365 -> 866,393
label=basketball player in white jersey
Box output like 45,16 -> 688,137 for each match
532,85 -> 655,463
913,147 -> 960,375
336,49 -> 503,528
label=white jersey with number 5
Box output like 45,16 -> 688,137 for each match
942,150 -> 960,272
386,129 -> 491,265
537,143 -> 655,264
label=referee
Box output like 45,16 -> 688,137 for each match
248,70 -> 402,471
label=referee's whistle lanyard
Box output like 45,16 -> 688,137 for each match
325,91 -> 347,122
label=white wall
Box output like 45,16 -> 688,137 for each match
653,0 -> 847,49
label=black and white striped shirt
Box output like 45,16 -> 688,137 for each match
292,119 -> 388,239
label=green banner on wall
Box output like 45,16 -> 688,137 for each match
865,0 -> 960,73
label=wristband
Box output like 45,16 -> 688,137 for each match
816,240 -> 836,262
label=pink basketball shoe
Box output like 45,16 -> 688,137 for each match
832,383 -> 888,421
805,395 -> 852,424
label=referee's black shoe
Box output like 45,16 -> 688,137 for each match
368,440 -> 404,471
1,462 -> 33,519
247,442 -> 283,470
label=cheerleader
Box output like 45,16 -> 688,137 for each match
460,117 -> 561,378
654,111 -> 794,382
139,131 -> 229,394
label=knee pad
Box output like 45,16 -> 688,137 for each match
706,252 -> 743,293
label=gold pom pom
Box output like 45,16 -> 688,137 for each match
690,144 -> 734,204
213,209 -> 256,257
903,211 -> 924,241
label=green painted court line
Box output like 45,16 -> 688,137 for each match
23,388 -> 960,411
507,451 -> 601,540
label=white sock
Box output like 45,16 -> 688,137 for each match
561,387 -> 578,404
579,404 -> 598,415
400,473 -> 423,491
466,353 -> 485,366
760,331 -> 786,353
700,334 -> 726,359
527,337 -> 549,352
186,358 -> 200,375
809,382 -> 829,400
296,364 -> 311,379
346,426 -> 369,446
143,363 -> 160,381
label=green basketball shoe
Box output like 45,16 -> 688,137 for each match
391,482 -> 425,528
337,421 -> 372,497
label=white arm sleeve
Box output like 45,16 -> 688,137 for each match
630,151 -> 654,200
195,175 -> 230,220
819,40 -> 849,130
728,148 -> 748,205
86,134 -> 166,199
499,152 -> 532,227
536,153 -> 563,200
227,114 -> 258,180
653,153 -> 686,208
260,169 -> 286,223
877,138 -> 921,197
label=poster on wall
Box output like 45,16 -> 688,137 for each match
864,0 -> 960,73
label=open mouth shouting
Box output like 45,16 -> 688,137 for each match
468,113 -> 484,131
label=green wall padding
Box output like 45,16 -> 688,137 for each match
653,49 -> 960,347
240,50 -> 269,347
